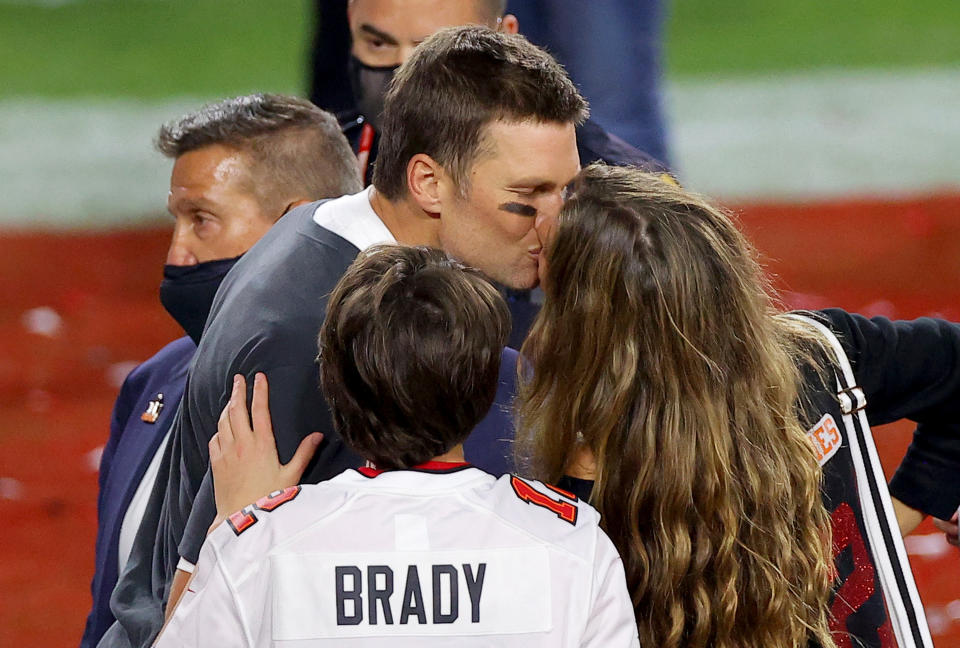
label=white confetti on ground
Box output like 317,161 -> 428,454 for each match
0,477 -> 25,500
946,600 -> 960,620
903,532 -> 952,559
25,388 -> 52,413
86,445 -> 105,472
926,606 -> 951,636
21,306 -> 63,337
106,361 -> 140,389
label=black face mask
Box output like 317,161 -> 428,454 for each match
159,255 -> 241,345
348,55 -> 398,132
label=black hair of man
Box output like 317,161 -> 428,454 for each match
372,26 -> 588,200
319,244 -> 511,470
156,93 -> 362,210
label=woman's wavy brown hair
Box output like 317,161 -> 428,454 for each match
517,164 -> 836,648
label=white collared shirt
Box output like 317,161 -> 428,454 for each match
313,186 -> 396,250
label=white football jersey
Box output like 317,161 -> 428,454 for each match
157,463 -> 638,647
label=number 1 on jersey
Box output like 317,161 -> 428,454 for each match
510,476 -> 578,525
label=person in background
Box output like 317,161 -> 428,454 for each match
509,0 -> 671,166
311,0 -> 664,184
80,93 -> 362,648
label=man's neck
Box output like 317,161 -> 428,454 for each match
430,444 -> 466,464
369,185 -> 441,247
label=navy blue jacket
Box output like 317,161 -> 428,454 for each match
464,346 -> 520,476
81,336 -> 196,648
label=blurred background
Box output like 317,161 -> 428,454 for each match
0,0 -> 958,645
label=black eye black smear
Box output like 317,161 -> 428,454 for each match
498,202 -> 537,217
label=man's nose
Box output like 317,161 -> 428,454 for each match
166,227 -> 199,266
398,45 -> 418,65
534,209 -> 559,245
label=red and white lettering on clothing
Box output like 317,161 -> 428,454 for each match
157,464 -> 638,648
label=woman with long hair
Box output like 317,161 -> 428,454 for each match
520,162 -> 960,648
517,163 -> 836,648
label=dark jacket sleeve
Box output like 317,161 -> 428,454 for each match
819,308 -> 960,517
97,367 -> 147,510
178,469 -> 215,566
891,423 -> 960,519
463,346 -> 520,476
80,364 -> 147,648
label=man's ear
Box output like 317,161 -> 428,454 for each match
500,14 -> 520,35
275,198 -> 312,222
406,153 -> 444,217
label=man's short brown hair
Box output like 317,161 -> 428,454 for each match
156,93 -> 361,211
319,245 -> 511,469
372,26 -> 588,199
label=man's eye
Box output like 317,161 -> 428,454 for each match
192,213 -> 216,231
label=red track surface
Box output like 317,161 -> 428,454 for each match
1,193 -> 959,646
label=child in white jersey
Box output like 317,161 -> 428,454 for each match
156,245 -> 638,647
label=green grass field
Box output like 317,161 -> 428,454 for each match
667,0 -> 960,78
1,0 -> 958,100
0,0 -> 311,98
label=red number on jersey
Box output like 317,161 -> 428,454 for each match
829,501 -> 881,647
254,486 -> 302,511
510,476 -> 578,525
226,507 -> 257,535
226,486 -> 302,536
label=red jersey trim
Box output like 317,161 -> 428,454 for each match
356,460 -> 472,478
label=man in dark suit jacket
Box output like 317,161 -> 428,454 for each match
80,93 -> 364,648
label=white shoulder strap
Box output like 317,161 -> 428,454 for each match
787,313 -> 933,648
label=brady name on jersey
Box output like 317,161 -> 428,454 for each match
156,465 -> 639,647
